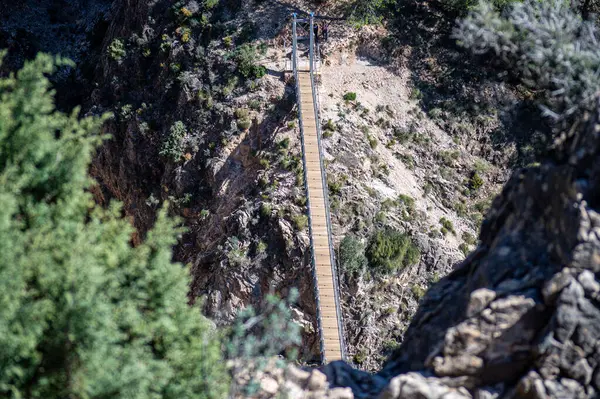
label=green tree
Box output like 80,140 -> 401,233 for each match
0,52 -> 227,398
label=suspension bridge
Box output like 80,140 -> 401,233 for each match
291,12 -> 346,363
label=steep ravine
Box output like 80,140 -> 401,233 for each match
1,0 -> 538,371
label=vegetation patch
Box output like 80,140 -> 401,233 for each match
108,38 -> 126,61
439,217 -> 456,235
343,92 -> 357,101
366,229 -> 420,276
339,235 -> 368,277
160,120 -> 187,161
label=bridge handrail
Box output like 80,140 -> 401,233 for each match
309,13 -> 347,363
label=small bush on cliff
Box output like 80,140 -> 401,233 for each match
343,92 -> 357,101
455,0 -> 600,120
0,53 -> 228,399
108,38 -> 126,61
366,229 -> 420,276
339,235 -> 368,276
234,44 -> 266,79
161,120 -> 187,161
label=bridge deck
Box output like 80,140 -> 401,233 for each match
297,69 -> 343,362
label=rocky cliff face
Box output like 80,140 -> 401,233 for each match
85,0 -> 325,358
5,0 -> 591,383
268,103 -> 600,397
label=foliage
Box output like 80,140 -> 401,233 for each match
292,214 -> 308,230
343,92 -> 357,101
367,134 -> 378,149
225,290 -> 301,396
409,88 -> 423,100
233,44 -> 266,79
256,240 -> 268,254
411,284 -> 426,300
235,108 -> 252,130
237,118 -> 252,130
462,231 -> 477,245
366,229 -> 420,276
469,171 -> 484,191
459,242 -> 471,256
397,194 -> 416,219
439,216 -> 456,235
0,53 -> 227,399
108,38 -> 126,61
160,120 -> 188,161
455,0 -> 600,120
339,235 -> 368,276
347,0 -> 392,27
224,236 -> 249,267
260,202 -> 272,218
278,137 -> 290,149
324,119 -> 336,132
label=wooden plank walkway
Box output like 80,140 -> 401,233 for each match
297,68 -> 344,362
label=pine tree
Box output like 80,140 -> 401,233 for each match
0,52 -> 228,398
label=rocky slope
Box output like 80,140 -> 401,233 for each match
0,0 -> 550,370
249,100 -> 600,398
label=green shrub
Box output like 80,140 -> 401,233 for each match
459,242 -> 470,256
462,231 -> 477,246
348,0 -> 388,27
454,201 -> 468,217
234,44 -> 266,79
292,214 -> 308,230
375,210 -> 387,224
438,149 -> 460,166
409,87 -> 422,100
259,158 -> 270,169
256,240 -> 268,254
235,108 -> 249,119
411,284 -> 426,300
439,217 -> 456,235
328,179 -> 344,195
108,38 -> 126,61
160,120 -> 187,161
343,92 -> 357,101
260,202 -> 272,218
237,118 -> 252,130
398,194 -> 416,217
366,229 -> 420,276
324,119 -> 336,131
278,137 -> 290,149
339,235 -> 368,276
455,0 -> 598,119
367,134 -> 378,149
353,350 -> 367,365
0,53 -> 228,398
469,172 -> 484,191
